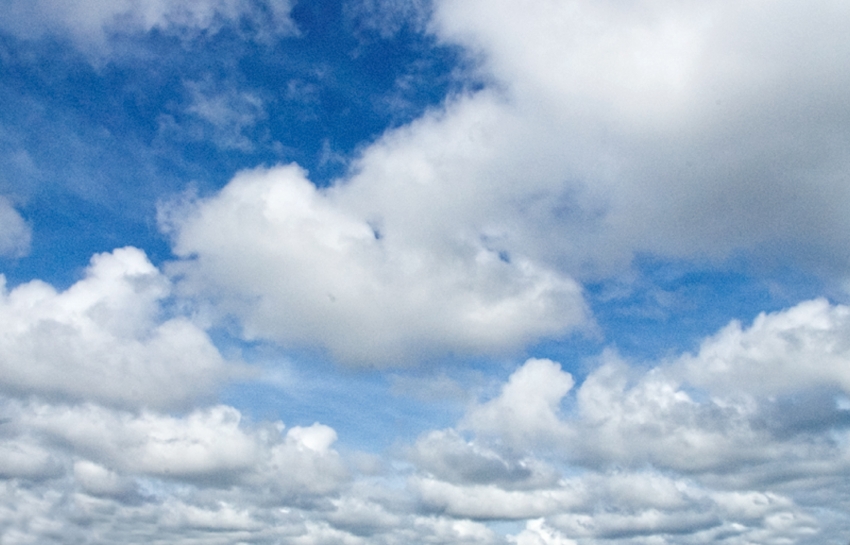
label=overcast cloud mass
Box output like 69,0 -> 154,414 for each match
2,0 -> 850,543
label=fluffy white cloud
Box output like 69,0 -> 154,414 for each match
10,400 -> 348,497
159,0 -> 850,366
681,298 -> 850,395
0,247 -> 228,409
400,300 -> 850,541
426,0 -> 850,275
164,164 -> 588,365
463,358 -> 574,451
4,298 -> 850,542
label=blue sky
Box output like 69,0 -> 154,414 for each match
2,1 -> 850,543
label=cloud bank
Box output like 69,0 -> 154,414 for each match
3,0 -> 850,543
2,299 -> 850,543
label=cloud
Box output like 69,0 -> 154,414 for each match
2,298 -> 850,543
398,301 -> 850,540
0,0 -> 297,53
163,163 -> 588,365
0,247 -> 229,409
463,359 -> 574,451
13,400 -> 348,495
157,78 -> 268,153
0,196 -> 30,258
156,0 -> 850,367
0,396 -> 356,544
420,0 -> 850,277
681,298 -> 850,396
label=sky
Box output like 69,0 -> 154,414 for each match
1,0 -> 850,543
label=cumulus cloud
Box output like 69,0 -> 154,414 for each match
3,298 -> 850,543
6,0 -> 850,542
438,0 -> 850,267
0,401 -> 357,545
11,400 -> 348,496
0,247 -> 229,409
681,298 -> 850,396
156,0 -> 850,367
332,0 -> 850,280
163,164 -> 588,365
400,300 -> 850,541
463,358 -> 574,451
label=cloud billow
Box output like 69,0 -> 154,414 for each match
3,0 -> 850,543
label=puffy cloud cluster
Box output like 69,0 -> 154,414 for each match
151,0 -> 850,364
0,247 -> 228,409
4,0 -> 850,542
409,299 -> 850,543
426,0 -> 850,275
163,164 -> 587,365
2,297 -> 850,543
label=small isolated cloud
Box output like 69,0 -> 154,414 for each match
162,164 -> 588,365
0,196 -> 30,258
158,78 -> 268,152
0,246 -> 229,409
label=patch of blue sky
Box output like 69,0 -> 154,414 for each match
530,254 -> 828,384
220,345 -> 470,453
0,0 -> 467,288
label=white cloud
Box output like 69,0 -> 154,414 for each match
0,197 -> 30,258
680,298 -> 850,396
156,0 -> 850,367
396,299 -> 850,540
510,519 -> 576,545
0,247 -> 229,409
464,359 -> 574,451
358,0 -> 850,278
163,164 -> 588,365
3,298 -> 850,542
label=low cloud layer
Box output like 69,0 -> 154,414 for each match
2,299 -> 850,543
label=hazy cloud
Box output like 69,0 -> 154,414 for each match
0,0 -> 297,53
0,197 -> 30,258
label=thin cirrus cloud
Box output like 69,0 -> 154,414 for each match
0,0 -> 297,52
